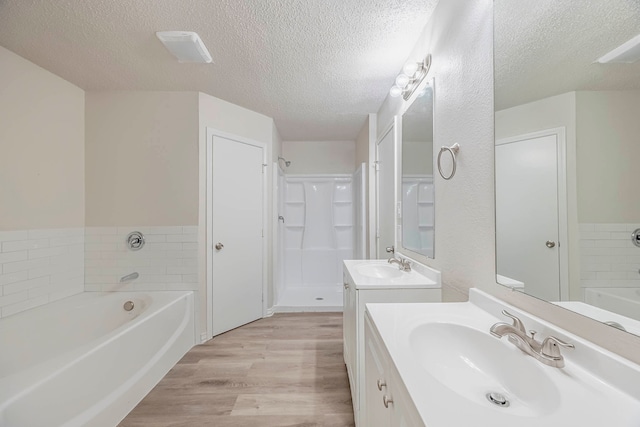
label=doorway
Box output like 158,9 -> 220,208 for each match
206,129 -> 267,336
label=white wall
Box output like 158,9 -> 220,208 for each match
282,140 -> 356,174
0,46 -> 85,316
0,46 -> 85,230
576,90 -> 640,223
372,0 -> 640,362
85,91 -> 199,226
375,0 -> 495,303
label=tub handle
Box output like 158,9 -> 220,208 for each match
126,231 -> 145,251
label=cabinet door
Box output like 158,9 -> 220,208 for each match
389,379 -> 424,427
343,277 -> 356,370
364,319 -> 392,427
343,275 -> 351,363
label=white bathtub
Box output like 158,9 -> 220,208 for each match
584,287 -> 640,322
0,291 -> 195,427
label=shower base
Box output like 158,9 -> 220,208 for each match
273,285 -> 343,312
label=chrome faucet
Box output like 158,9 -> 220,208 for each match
388,257 -> 411,272
490,310 -> 574,368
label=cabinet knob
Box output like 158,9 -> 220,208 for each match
383,395 -> 393,408
343,283 -> 349,289
377,379 -> 386,391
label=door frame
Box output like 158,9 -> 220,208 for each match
374,121 -> 395,259
206,127 -> 268,338
495,127 -> 569,300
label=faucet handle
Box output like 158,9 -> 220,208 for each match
541,336 -> 575,359
501,310 -> 526,333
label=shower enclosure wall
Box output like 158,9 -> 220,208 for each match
275,172 -> 364,311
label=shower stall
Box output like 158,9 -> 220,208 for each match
274,164 -> 366,311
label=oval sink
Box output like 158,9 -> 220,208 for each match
356,264 -> 403,279
409,323 -> 561,417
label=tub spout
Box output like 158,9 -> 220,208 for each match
120,272 -> 139,283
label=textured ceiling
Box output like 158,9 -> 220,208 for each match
495,0 -> 640,111
0,0 -> 438,140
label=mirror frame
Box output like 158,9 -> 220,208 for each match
396,77 -> 436,262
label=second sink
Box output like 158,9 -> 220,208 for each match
356,264 -> 403,279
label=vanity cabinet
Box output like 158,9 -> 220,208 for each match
363,311 -> 424,427
343,261 -> 440,426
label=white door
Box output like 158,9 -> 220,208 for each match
210,134 -> 264,336
376,128 -> 395,259
495,133 -> 561,301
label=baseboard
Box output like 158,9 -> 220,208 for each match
265,307 -> 276,317
272,305 -> 343,313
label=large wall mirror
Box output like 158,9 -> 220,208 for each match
399,79 -> 435,259
495,0 -> 640,336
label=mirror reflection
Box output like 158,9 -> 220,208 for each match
495,0 -> 640,335
401,81 -> 435,258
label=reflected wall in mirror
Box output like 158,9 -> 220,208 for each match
400,79 -> 435,258
495,0 -> 640,336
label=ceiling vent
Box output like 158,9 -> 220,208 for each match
156,31 -> 212,64
596,33 -> 640,64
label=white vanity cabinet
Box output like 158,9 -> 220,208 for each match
343,260 -> 440,426
364,311 -> 424,427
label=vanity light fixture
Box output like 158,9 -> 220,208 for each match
156,31 -> 213,63
389,54 -> 432,101
597,33 -> 640,63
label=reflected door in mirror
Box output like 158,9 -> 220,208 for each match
496,132 -> 562,301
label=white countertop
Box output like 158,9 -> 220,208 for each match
343,259 -> 440,290
553,300 -> 640,336
365,289 -> 640,427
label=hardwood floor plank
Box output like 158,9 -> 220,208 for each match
119,312 -> 354,426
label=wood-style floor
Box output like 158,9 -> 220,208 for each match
119,313 -> 355,427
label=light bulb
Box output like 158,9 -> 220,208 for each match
389,85 -> 403,97
403,62 -> 419,76
395,74 -> 410,88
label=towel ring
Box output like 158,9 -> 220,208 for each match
437,143 -> 460,180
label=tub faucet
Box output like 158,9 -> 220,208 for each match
388,257 -> 411,272
120,272 -> 139,283
490,310 -> 574,368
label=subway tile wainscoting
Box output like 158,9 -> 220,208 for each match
579,224 -> 640,290
84,226 -> 198,292
0,228 -> 84,318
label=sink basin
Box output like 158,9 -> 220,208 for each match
409,323 -> 560,417
366,289 -> 640,427
356,264 -> 403,279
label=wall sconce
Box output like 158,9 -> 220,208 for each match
390,54 -> 432,101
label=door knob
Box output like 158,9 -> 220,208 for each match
545,240 -> 556,248
215,242 -> 224,250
